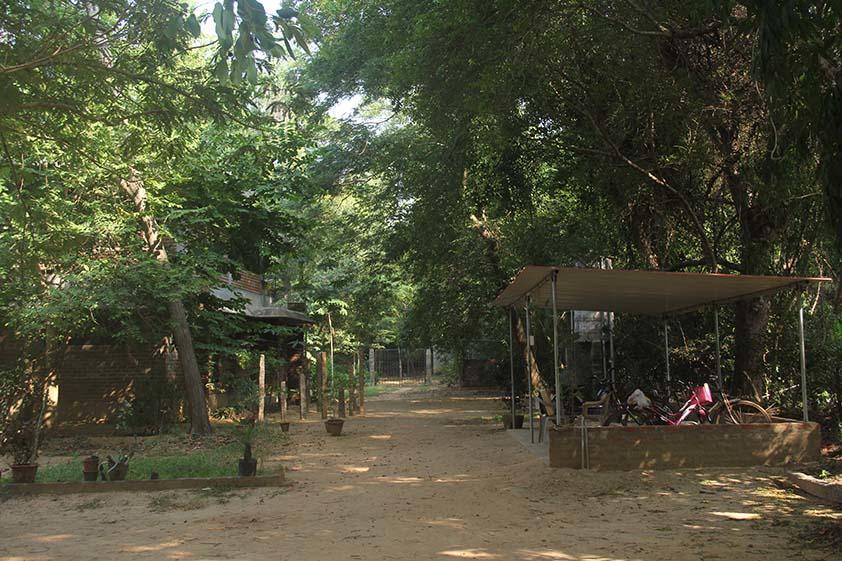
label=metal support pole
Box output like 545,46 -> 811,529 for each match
569,309 -> 576,417
600,312 -> 608,380
799,306 -> 809,422
508,308 -> 516,428
608,311 -> 615,385
525,296 -> 534,443
552,272 -> 562,425
714,306 -> 723,391
663,320 -> 670,384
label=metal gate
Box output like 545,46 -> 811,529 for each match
371,348 -> 429,383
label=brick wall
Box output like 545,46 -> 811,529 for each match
56,344 -> 173,423
549,421 -> 821,470
231,271 -> 263,294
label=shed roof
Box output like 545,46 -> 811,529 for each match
492,266 -> 830,316
243,305 -> 315,326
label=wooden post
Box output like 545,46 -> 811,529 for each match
349,357 -> 357,415
358,348 -> 366,415
318,352 -> 328,419
302,330 -> 310,416
425,348 -> 432,384
258,353 -> 266,423
280,379 -> 288,422
338,377 -> 346,418
299,366 -> 307,419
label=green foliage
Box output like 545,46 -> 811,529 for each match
295,0 -> 841,421
114,377 -> 180,436
0,414 -> 40,464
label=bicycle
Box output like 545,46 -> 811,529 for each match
628,383 -> 772,425
596,380 -> 646,426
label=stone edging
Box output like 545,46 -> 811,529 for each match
0,473 -> 287,496
787,472 -> 842,505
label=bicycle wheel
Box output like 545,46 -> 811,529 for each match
713,400 -> 772,424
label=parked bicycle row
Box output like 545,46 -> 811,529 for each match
504,380 -> 774,428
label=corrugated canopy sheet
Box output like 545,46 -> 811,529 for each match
492,266 -> 831,316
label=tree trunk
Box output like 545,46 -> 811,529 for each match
731,190 -> 774,401
167,300 -> 212,434
470,208 -> 555,417
121,172 -> 211,435
511,308 -> 555,415
358,348 -> 366,415
733,298 -> 770,401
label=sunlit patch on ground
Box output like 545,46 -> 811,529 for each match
337,465 -> 370,473
30,534 -> 74,543
425,517 -> 466,529
439,547 -> 500,558
119,541 -> 183,553
515,549 -> 583,560
711,511 -> 762,520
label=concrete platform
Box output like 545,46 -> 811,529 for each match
549,421 -> 821,470
506,426 -> 549,462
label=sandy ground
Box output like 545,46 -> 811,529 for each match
1,385 -> 840,561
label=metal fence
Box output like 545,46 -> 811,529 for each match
371,348 -> 429,383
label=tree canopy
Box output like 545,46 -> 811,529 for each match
1,0 -> 841,441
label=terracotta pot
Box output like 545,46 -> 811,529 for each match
280,422 -> 290,433
82,456 -> 100,482
11,463 -> 38,484
238,458 -> 257,477
325,418 -> 344,436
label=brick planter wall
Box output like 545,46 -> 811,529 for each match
549,421 -> 821,470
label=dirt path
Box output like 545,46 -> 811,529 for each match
1,386 -> 839,561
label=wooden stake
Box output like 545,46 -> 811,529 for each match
318,352 -> 327,419
338,378 -> 346,418
348,357 -> 357,415
302,330 -> 310,416
299,365 -> 307,419
280,380 -> 288,422
358,348 -> 366,416
258,353 -> 266,423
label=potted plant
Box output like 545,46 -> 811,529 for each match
501,413 -> 525,429
1,416 -> 41,483
99,453 -> 131,481
82,455 -> 99,481
325,418 -> 344,436
501,395 -> 525,429
237,423 -> 258,476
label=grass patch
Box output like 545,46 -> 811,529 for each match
7,424 -> 287,484
364,385 -> 387,397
